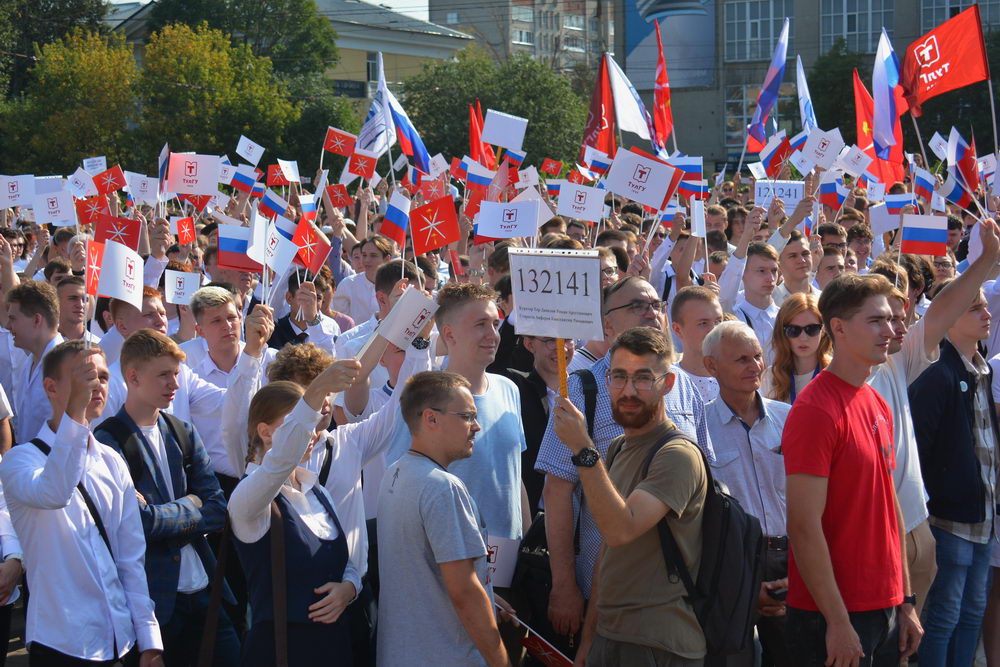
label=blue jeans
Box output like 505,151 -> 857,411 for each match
919,525 -> 993,666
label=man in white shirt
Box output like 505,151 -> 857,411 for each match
266,272 -> 340,351
204,246 -> 256,323
55,276 -> 99,342
772,230 -> 819,307
0,341 -> 163,665
331,235 -> 393,324
703,321 -> 793,666
6,280 -> 64,442
669,286 -> 724,402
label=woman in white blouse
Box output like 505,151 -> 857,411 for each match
228,359 -> 361,666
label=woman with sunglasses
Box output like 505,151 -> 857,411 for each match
761,293 -> 831,404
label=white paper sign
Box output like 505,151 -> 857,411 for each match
753,180 -> 805,210
427,153 -> 449,178
802,128 -> 845,170
929,132 -> 948,160
33,190 -> 76,225
218,162 -> 237,185
35,176 -> 65,195
82,156 -> 107,175
978,154 -> 997,178
477,200 -> 540,238
867,182 -> 886,202
167,153 -> 222,196
66,168 -> 97,198
263,224 -> 301,272
690,200 -> 706,238
0,175 -> 35,208
125,171 -> 158,206
604,150 -> 676,210
481,109 -> 528,153
515,166 -> 539,189
378,287 -> 439,349
236,136 -> 265,166
931,192 -> 947,212
246,209 -> 269,264
164,269 -> 201,305
837,145 -> 873,177
556,183 -> 605,222
869,203 -> 897,234
788,151 -> 815,176
747,162 -> 768,180
509,248 -> 603,341
485,535 -> 519,588
277,159 -> 300,184
511,186 -> 556,227
97,240 -> 143,309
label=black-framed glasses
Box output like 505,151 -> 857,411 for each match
783,323 -> 822,338
605,370 -> 671,391
605,299 -> 667,316
430,407 -> 478,424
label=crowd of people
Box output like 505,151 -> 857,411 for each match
0,162 -> 998,667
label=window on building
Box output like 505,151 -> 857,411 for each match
512,29 -> 535,45
564,36 -> 585,51
724,0 -> 794,62
564,14 -> 585,30
820,0 -> 893,53
922,0 -> 1000,32
366,52 -> 378,82
725,82 -> 798,147
446,11 -> 459,24
512,5 -> 534,22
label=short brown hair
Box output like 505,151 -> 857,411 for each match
846,224 -> 874,242
110,286 -> 162,323
746,242 -> 779,262
817,273 -> 895,338
670,285 -> 719,323
609,326 -> 673,368
267,342 -> 334,386
120,328 -> 185,374
869,259 -> 908,292
400,370 -> 471,433
435,282 -> 496,327
7,280 -> 59,329
43,339 -> 105,380
375,260 -> 421,296
43,257 -> 72,282
360,234 -> 394,258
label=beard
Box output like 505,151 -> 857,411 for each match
611,397 -> 659,429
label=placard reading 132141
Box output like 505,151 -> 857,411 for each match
509,248 -> 603,342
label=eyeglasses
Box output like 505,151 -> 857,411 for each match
600,267 -> 619,277
430,407 -> 478,424
605,299 -> 667,316
933,261 -> 954,270
530,337 -> 575,349
605,371 -> 671,391
783,323 -> 822,338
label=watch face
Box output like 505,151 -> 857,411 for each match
575,448 -> 599,467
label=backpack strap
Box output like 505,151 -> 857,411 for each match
571,369 -> 598,439
30,438 -> 114,559
638,429 -> 706,605
270,501 -> 289,667
94,416 -> 145,484
318,439 -> 333,488
197,517 -> 231,667
160,412 -> 195,466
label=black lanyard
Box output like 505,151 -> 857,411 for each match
407,449 -> 446,470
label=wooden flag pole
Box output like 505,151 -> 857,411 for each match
909,112 -> 931,174
556,338 -> 568,397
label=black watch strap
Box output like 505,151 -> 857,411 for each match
902,594 -> 917,606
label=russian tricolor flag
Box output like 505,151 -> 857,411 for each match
884,193 -> 915,215
669,156 -> 703,182
913,168 -> 935,202
937,174 -> 974,209
901,215 -> 948,256
386,89 -> 432,174
260,189 -> 288,219
678,180 -> 709,201
759,132 -> 792,177
217,224 -> 262,272
585,146 -> 612,175
299,194 -> 317,223
251,182 -> 265,198
232,165 -> 257,194
504,150 -> 526,167
819,177 -> 847,209
381,191 -> 410,246
789,129 -> 808,152
466,161 -> 495,191
660,200 -> 683,221
274,215 -> 298,241
546,181 -> 562,197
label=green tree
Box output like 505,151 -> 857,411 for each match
0,30 -> 135,173
400,48 -> 587,166
137,23 -> 298,166
148,0 -> 338,76
6,0 -> 108,98
280,73 -> 361,176
805,38 -> 870,145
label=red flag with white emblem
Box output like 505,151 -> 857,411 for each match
292,218 -> 331,275
348,151 -> 377,180
75,196 -> 109,225
93,214 -> 141,251
323,127 -> 357,156
411,196 -> 460,255
85,241 -> 104,297
94,165 -> 126,195
325,184 -> 354,209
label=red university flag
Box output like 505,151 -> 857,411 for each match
348,151 -> 377,180
85,241 -> 104,297
175,216 -> 196,245
94,165 -> 126,195
901,4 -> 989,117
652,20 -> 675,148
266,164 -> 290,187
540,158 -> 563,176
578,55 -> 617,164
179,193 -> 212,212
323,127 -> 357,156
292,219 -> 331,274
325,184 -> 354,209
93,214 -> 141,251
75,195 -> 109,225
411,196 -> 460,254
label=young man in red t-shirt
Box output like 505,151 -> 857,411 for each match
783,273 -> 923,665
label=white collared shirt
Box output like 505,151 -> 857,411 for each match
287,313 -> 340,352
333,317 -> 389,411
12,334 -> 64,443
706,394 -> 791,537
98,326 -> 125,365
733,298 -> 779,365
0,418 -> 162,660
330,272 -> 378,325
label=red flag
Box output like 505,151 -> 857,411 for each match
450,156 -> 465,180
652,21 -> 675,147
411,196 -> 460,254
519,634 -> 572,667
94,165 -> 126,195
75,196 -> 109,225
419,174 -> 449,201
267,164 -> 290,187
469,102 -> 497,170
486,158 -> 511,202
179,193 -> 212,212
292,219 -> 331,274
540,159 -> 563,176
175,217 -> 196,245
348,152 -> 377,180
325,184 -> 354,209
466,189 -> 485,219
449,248 -> 465,276
901,5 -> 989,117
476,100 -> 498,169
93,214 -> 141,251
567,169 -> 591,184
85,241 -> 104,297
323,127 -> 357,156
853,69 -> 905,185
579,55 -> 617,164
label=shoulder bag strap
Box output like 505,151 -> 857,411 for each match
318,439 -> 333,488
270,501 -> 289,667
197,517 -> 231,667
161,413 -> 194,463
571,369 -> 598,439
95,417 -> 145,484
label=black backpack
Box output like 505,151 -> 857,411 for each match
608,428 -> 765,657
95,413 -> 195,486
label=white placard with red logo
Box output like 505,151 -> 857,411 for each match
32,190 -> 76,226
556,183 -> 604,223
377,286 -> 439,350
0,175 -> 34,208
125,171 -> 158,206
867,182 -> 886,202
97,240 -> 143,310
164,269 -> 201,306
836,145 -> 873,178
166,153 -> 222,196
802,128 -> 845,170
263,224 -> 300,272
516,165 -> 539,189
277,159 -> 300,184
476,200 -> 540,238
485,535 -> 520,588
236,136 -> 265,166
509,248 -> 602,341
604,150 -> 676,210
511,186 -> 556,227
66,167 -> 97,198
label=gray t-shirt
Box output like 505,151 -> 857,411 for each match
376,453 -> 492,666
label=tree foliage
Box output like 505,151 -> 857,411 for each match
281,73 -> 361,176
400,48 -> 587,166
136,23 -> 298,165
806,38 -> 871,145
147,0 -> 338,75
0,30 -> 135,173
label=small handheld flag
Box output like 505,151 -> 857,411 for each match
381,192 -> 411,247
901,214 -> 949,256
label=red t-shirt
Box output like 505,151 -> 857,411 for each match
782,370 -> 902,612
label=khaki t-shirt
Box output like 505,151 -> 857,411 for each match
596,419 -> 707,658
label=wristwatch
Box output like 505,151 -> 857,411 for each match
411,336 -> 430,350
902,594 -> 917,606
571,447 -> 600,468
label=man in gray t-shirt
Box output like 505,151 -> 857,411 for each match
377,370 -> 509,667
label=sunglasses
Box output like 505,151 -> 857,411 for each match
783,324 -> 822,338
